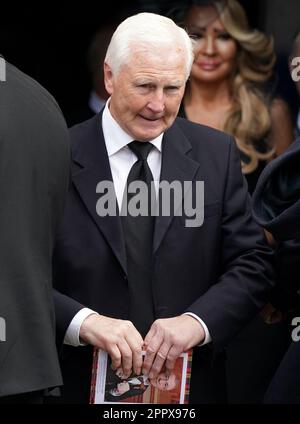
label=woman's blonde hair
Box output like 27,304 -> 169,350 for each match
214,0 -> 276,173
182,0 -> 276,173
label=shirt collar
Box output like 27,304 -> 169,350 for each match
102,99 -> 163,157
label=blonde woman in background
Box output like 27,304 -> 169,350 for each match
179,0 -> 294,194
174,0 -> 293,403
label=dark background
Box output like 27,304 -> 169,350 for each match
1,1 -> 299,124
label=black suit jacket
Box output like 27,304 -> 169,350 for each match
253,137 -> 300,241
0,61 -> 70,396
53,112 -> 274,403
252,137 -> 300,403
253,137 -> 300,312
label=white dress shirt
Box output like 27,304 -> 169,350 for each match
64,101 -> 211,346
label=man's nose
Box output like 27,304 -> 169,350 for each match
147,90 -> 165,113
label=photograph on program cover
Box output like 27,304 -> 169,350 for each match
90,349 -> 192,404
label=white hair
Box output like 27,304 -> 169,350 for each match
104,12 -> 194,81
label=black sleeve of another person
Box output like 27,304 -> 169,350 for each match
0,60 -> 70,397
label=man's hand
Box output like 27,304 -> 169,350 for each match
142,315 -> 205,378
80,314 -> 143,377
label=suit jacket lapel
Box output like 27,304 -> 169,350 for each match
153,121 -> 201,254
72,113 -> 127,274
71,114 -> 201,267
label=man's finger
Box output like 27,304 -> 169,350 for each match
117,339 -> 133,378
107,345 -> 122,371
148,343 -> 170,378
165,345 -> 182,371
144,325 -> 156,348
123,323 -> 144,375
142,332 -> 167,375
126,337 -> 144,376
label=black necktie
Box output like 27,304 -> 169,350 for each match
121,141 -> 155,337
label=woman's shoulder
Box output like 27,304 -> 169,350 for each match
270,97 -> 292,117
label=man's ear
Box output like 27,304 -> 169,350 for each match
104,62 -> 113,95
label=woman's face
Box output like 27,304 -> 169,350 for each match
185,5 -> 238,84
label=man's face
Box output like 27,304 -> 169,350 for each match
104,47 -> 187,141
150,371 -> 177,391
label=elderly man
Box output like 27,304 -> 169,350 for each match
52,12 -> 274,403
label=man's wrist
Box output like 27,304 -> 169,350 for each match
183,312 -> 212,345
64,308 -> 99,346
